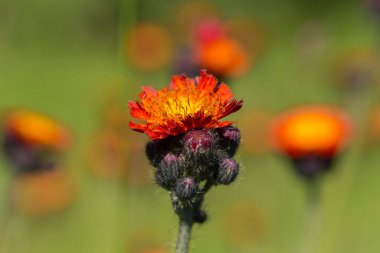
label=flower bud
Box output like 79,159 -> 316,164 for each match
145,139 -> 168,167
154,170 -> 170,190
184,129 -> 214,153
218,126 -> 240,157
193,209 -> 208,224
183,129 -> 219,180
155,153 -> 184,189
175,177 -> 198,200
2,133 -> 56,173
292,155 -> 333,179
216,158 -> 239,185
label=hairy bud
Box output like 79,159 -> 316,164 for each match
155,153 -> 184,189
184,129 -> 214,153
175,177 -> 198,200
218,126 -> 240,157
155,170 -> 170,190
216,158 -> 239,185
183,129 -> 219,180
145,139 -> 168,167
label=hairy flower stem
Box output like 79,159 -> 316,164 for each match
173,178 -> 213,253
176,204 -> 194,253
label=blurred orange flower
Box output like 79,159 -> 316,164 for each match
270,105 -> 352,158
125,23 -> 172,71
333,49 -> 380,91
3,110 -> 70,150
129,70 -> 243,140
86,128 -> 129,179
85,88 -> 151,184
196,37 -> 248,77
10,169 -> 76,216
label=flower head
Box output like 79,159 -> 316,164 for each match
3,110 -> 70,150
128,70 -> 243,140
196,37 -> 248,78
271,105 -> 352,158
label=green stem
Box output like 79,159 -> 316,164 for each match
297,180 -> 321,253
176,205 -> 194,253
173,178 -> 214,253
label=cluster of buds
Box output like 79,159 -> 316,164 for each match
146,127 -> 240,222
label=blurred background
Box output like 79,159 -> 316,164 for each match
1,0 -> 380,252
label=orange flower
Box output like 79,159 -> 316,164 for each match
128,70 -> 243,140
196,37 -> 248,77
10,169 -> 76,216
271,106 -> 352,158
125,23 -> 172,71
3,110 -> 70,150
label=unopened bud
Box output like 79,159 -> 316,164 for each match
175,177 -> 198,200
218,126 -> 240,157
184,129 -> 214,153
216,158 -> 239,185
292,155 -> 332,179
2,133 -> 57,173
155,153 -> 184,189
193,209 -> 208,224
146,140 -> 168,167
155,170 -> 170,190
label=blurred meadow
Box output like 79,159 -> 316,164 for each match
1,0 -> 380,253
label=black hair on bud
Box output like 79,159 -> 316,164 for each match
155,153 -> 184,189
217,126 -> 240,157
215,158 -> 239,185
193,209 -> 207,224
175,177 -> 198,200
